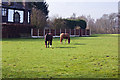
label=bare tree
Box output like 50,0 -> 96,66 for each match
94,13 -> 118,34
31,7 -> 47,30
48,13 -> 118,34
51,18 -> 68,30
70,13 -> 76,19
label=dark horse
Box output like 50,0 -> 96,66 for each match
45,33 -> 53,48
60,33 -> 70,44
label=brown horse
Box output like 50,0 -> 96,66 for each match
60,33 -> 70,44
44,33 -> 53,48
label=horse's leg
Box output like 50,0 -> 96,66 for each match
50,40 -> 52,47
45,40 -> 47,48
60,37 -> 63,44
48,41 -> 50,48
68,37 -> 70,44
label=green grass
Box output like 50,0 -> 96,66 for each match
2,34 -> 118,78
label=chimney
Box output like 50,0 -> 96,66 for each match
23,0 -> 28,24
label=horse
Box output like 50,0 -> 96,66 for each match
44,33 -> 53,48
60,33 -> 70,44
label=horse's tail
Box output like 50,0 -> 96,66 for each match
60,34 -> 63,43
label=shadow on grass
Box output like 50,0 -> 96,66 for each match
2,38 -> 44,41
56,47 -> 76,48
73,43 -> 86,45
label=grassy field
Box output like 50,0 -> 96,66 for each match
2,34 -> 118,78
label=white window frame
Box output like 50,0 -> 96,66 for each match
2,8 -> 7,16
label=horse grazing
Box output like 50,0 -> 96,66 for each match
44,33 -> 53,48
60,33 -> 70,44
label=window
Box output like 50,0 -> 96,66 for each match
2,8 -> 7,16
8,9 -> 24,23
15,10 -> 23,23
8,9 -> 14,22
14,12 -> 20,23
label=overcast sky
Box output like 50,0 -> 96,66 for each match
46,0 -> 119,20
46,0 -> 119,2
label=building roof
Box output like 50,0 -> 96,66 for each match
2,2 -> 30,10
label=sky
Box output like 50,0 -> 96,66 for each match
5,0 -> 119,22
46,0 -> 119,20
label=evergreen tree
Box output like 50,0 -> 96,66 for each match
28,1 -> 49,19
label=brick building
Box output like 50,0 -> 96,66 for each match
2,1 -> 31,38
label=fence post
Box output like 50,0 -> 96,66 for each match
31,28 -> 33,36
38,29 -> 39,37
55,29 -> 56,36
60,28 -> 61,34
70,29 -> 71,35
44,29 -> 45,36
65,29 -> 66,33
74,29 -> 76,36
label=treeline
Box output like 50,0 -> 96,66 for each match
48,19 -> 87,30
47,13 -> 119,34
90,13 -> 119,34
29,1 -> 49,30
29,1 -> 119,34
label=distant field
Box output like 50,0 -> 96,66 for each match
2,34 -> 118,78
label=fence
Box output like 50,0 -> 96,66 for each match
2,23 -> 91,38
2,23 -> 31,38
31,28 -> 91,38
